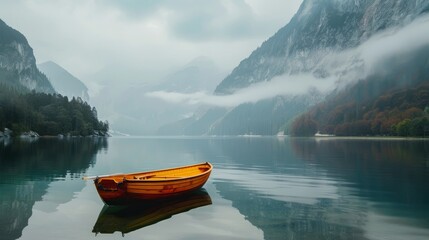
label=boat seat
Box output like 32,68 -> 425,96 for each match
134,174 -> 156,180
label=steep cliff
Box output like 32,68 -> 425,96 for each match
0,19 -> 55,93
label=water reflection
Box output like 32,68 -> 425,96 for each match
204,137 -> 429,240
92,189 -> 212,235
2,137 -> 429,240
215,179 -> 368,240
0,138 -> 107,240
213,166 -> 368,239
290,138 -> 429,211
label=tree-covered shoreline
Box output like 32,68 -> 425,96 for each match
0,84 -> 108,137
290,81 -> 429,138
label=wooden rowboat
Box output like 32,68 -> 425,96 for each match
84,162 -> 212,205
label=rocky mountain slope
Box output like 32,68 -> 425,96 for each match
215,0 -> 429,94
0,19 -> 55,93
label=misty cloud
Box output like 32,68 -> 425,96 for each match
330,14 -> 429,79
146,74 -> 335,107
0,0 -> 302,86
102,0 -> 303,41
147,14 -> 429,108
359,15 -> 429,71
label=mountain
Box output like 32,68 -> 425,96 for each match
159,91 -> 324,136
215,0 -> 429,94
285,1 -> 429,137
0,19 -> 55,93
38,61 -> 89,101
178,0 -> 429,136
91,56 -> 225,135
154,56 -> 223,93
0,19 -> 108,136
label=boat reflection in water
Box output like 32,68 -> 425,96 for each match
92,189 -> 212,235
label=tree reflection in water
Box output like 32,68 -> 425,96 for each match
0,138 -> 108,240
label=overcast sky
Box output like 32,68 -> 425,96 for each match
0,0 -> 302,88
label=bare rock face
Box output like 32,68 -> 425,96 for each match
0,19 -> 55,93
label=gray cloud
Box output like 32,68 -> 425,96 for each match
100,0 -> 162,18
102,0 -> 302,41
0,0 -> 302,88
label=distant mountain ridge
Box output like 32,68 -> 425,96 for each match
0,19 -> 55,93
154,56 -> 222,93
38,61 -> 89,101
169,0 -> 429,136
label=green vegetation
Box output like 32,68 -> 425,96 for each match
392,108 -> 429,137
290,45 -> 429,138
0,84 -> 108,136
290,81 -> 429,137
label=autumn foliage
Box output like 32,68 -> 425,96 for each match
291,80 -> 429,137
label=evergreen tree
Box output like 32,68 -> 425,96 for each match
0,84 -> 108,136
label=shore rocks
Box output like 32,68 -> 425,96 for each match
1,128 -> 13,138
20,131 -> 40,138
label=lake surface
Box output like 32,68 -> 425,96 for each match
1,136 -> 429,240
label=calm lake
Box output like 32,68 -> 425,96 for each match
1,136 -> 429,240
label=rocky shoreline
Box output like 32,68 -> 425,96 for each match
0,128 -> 110,139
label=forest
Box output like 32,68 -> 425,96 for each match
0,84 -> 108,136
290,81 -> 429,137
290,44 -> 429,138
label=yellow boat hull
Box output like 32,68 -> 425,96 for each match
91,162 -> 212,205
